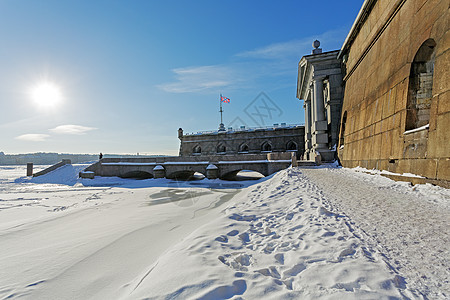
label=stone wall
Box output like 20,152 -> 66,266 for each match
338,0 -> 449,181
179,126 -> 305,159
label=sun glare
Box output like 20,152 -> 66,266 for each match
31,81 -> 62,107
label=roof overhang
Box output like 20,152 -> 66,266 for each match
296,50 -> 340,100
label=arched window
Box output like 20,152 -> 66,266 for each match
217,144 -> 226,154
261,141 -> 272,152
239,143 -> 249,153
406,39 -> 436,131
340,111 -> 347,147
193,145 -> 201,155
286,141 -> 297,151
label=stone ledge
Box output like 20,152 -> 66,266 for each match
380,173 -> 449,189
79,171 -> 95,179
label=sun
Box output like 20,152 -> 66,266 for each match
30,81 -> 62,107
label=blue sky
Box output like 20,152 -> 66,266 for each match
0,0 -> 363,155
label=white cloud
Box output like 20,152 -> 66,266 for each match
235,39 -> 312,60
15,134 -> 50,142
158,28 -> 349,94
49,124 -> 97,135
236,29 -> 348,60
157,65 -> 235,93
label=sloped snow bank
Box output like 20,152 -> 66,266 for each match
126,168 -> 412,299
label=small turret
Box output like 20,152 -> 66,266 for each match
178,128 -> 183,139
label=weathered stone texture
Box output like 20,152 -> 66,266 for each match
338,0 -> 449,180
296,50 -> 344,162
179,126 -> 305,159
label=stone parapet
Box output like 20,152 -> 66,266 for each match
82,153 -> 307,180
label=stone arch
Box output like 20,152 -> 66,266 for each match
286,140 -> 297,151
166,170 -> 195,180
120,170 -> 153,179
406,38 -> 436,131
261,141 -> 272,152
217,143 -> 226,154
192,145 -> 201,155
340,110 -> 347,146
221,169 -> 266,180
239,143 -> 249,153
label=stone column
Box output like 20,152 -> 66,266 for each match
303,98 -> 312,159
313,77 -> 326,124
304,99 -> 311,136
312,76 -> 332,162
309,84 -> 315,127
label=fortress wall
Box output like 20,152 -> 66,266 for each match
180,127 -> 305,158
339,0 -> 449,180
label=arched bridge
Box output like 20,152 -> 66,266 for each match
82,153 -> 314,180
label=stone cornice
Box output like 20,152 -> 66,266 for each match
297,50 -> 340,100
340,0 -> 407,81
338,0 -> 378,59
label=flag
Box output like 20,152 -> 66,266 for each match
221,95 -> 230,103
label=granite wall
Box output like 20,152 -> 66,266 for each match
338,0 -> 449,181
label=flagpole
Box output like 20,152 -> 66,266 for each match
219,93 -> 225,131
220,93 -> 223,124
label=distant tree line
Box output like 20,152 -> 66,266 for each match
0,152 -> 166,165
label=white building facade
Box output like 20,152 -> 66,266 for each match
296,42 -> 344,162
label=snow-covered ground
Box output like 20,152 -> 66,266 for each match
0,164 -> 448,299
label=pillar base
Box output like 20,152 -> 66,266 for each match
314,149 -> 336,163
153,165 -> 166,178
291,152 -> 298,167
206,164 -> 219,179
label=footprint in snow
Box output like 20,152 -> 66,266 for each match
255,266 -> 281,279
274,253 -> 284,264
322,231 -> 336,237
339,247 -> 356,258
229,213 -> 257,222
318,206 -> 335,216
227,230 -> 239,236
289,224 -> 304,231
218,253 -> 252,271
238,232 -> 250,243
263,242 -> 277,254
215,235 -> 228,243
283,263 -> 306,278
285,212 -> 294,220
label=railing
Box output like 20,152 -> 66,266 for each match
184,123 -> 304,136
33,159 -> 71,177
